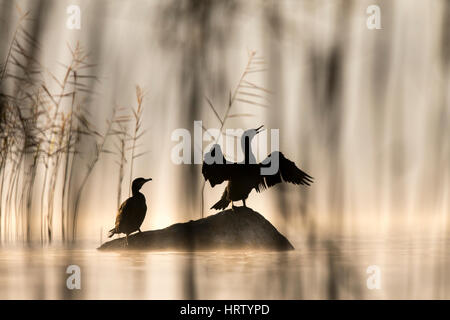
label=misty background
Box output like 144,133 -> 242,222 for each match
0,0 -> 449,299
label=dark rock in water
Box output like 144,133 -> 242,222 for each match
98,206 -> 294,251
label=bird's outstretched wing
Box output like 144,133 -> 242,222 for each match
202,144 -> 234,187
256,151 -> 313,192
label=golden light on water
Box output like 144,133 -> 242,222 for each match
0,0 -> 448,299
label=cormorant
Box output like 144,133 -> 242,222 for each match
202,126 -> 313,210
108,177 -> 152,244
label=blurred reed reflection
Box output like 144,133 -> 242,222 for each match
0,0 -> 448,299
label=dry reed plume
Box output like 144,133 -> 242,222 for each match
0,7 -> 148,244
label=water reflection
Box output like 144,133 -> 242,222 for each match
1,233 -> 449,299
0,0 -> 448,300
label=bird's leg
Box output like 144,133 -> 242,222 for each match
125,234 -> 129,246
231,201 -> 237,212
242,199 -> 247,207
138,228 -> 142,233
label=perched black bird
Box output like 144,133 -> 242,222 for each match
202,126 -> 313,210
108,177 -> 152,244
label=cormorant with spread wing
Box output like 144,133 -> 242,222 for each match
108,177 -> 152,244
202,126 -> 313,210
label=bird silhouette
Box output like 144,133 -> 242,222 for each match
108,177 -> 152,245
202,125 -> 313,210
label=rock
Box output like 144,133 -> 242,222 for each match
98,206 -> 294,251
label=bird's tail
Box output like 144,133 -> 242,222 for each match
211,198 -> 230,210
108,228 -> 116,238
211,189 -> 230,210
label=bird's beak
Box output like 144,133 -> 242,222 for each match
145,178 -> 152,183
255,125 -> 265,134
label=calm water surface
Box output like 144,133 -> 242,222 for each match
0,235 -> 449,299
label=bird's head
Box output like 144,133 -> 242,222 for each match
241,125 -> 265,146
242,125 -> 264,141
132,177 -> 152,192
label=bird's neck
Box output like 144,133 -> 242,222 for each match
132,187 -> 142,197
241,136 -> 256,164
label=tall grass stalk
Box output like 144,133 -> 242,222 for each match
112,111 -> 130,208
0,9 -> 149,244
128,86 -> 148,197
